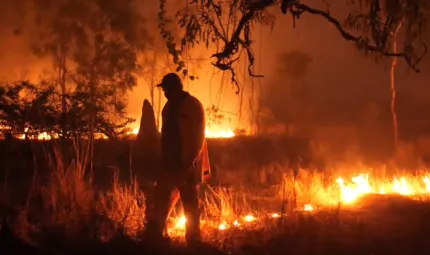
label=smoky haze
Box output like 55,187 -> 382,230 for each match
1,0 -> 430,153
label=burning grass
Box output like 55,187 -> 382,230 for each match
2,149 -> 430,254
166,169 -> 430,241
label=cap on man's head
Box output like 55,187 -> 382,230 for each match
156,72 -> 183,89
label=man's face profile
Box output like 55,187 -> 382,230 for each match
162,84 -> 181,100
158,73 -> 182,100
162,86 -> 171,100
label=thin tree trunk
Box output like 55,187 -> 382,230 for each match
54,41 -> 68,168
256,25 -> 263,135
57,42 -> 68,138
156,88 -> 161,132
390,18 -> 404,151
88,71 -> 97,175
149,51 -> 156,107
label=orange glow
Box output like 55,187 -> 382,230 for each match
271,213 -> 280,218
166,172 -> 430,239
205,127 -> 235,138
218,223 -> 227,230
127,126 -> 235,139
5,124 -> 236,140
175,215 -> 187,229
336,174 -> 430,203
243,214 -> 256,222
303,204 -> 313,211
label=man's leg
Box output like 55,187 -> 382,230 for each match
145,179 -> 174,240
142,183 -> 155,224
178,180 -> 201,246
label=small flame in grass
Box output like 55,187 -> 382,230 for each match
205,127 -> 235,138
424,176 -> 430,192
175,216 -> 186,229
392,177 -> 410,195
336,173 -> 430,203
304,204 -> 313,211
233,220 -> 239,226
244,215 -> 255,222
271,213 -> 280,218
218,223 -> 227,230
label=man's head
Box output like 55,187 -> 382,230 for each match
157,73 -> 184,100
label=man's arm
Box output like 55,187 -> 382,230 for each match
160,103 -> 168,163
192,98 -> 205,158
183,97 -> 205,168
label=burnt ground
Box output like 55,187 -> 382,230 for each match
1,137 -> 430,254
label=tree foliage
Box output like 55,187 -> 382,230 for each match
0,81 -> 58,137
0,80 -> 132,139
14,0 -> 152,137
261,50 -> 313,126
159,0 -> 428,93
345,0 -> 428,70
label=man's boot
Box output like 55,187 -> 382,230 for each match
185,215 -> 202,248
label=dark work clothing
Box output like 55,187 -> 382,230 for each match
146,90 -> 206,246
145,170 -> 201,245
160,92 -> 188,171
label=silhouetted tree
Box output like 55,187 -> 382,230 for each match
0,80 -> 132,139
159,0 -> 428,91
0,81 -> 58,139
21,0 -> 152,138
139,48 -> 176,130
260,50 -> 313,135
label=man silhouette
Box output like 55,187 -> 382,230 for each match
145,73 -> 210,247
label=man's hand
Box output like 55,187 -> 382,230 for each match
182,157 -> 196,172
175,159 -> 197,185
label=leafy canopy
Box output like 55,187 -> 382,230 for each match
159,0 -> 428,93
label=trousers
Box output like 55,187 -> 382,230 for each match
145,169 -> 201,245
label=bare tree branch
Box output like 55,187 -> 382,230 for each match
159,0 -> 428,94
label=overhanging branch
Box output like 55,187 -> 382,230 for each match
209,0 -> 426,79
294,3 -> 426,72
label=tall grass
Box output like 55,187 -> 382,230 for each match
98,172 -> 145,238
6,139 -> 430,249
7,143 -> 146,243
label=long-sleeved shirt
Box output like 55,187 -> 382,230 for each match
161,91 -> 206,175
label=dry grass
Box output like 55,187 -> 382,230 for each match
5,146 -> 146,244
3,143 -> 430,254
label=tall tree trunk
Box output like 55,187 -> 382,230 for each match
149,51 -> 156,107
89,77 -> 96,175
57,42 -> 68,138
86,64 -> 97,175
390,18 -> 404,151
157,87 -> 161,131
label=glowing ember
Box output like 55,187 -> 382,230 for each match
218,223 -> 227,230
126,126 -> 235,138
37,132 -> 52,140
175,216 -> 186,229
244,215 -> 255,222
303,204 -> 313,211
424,176 -> 430,192
130,127 -> 139,135
233,220 -> 239,226
10,126 -> 236,140
205,127 -> 235,138
271,213 -> 280,218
